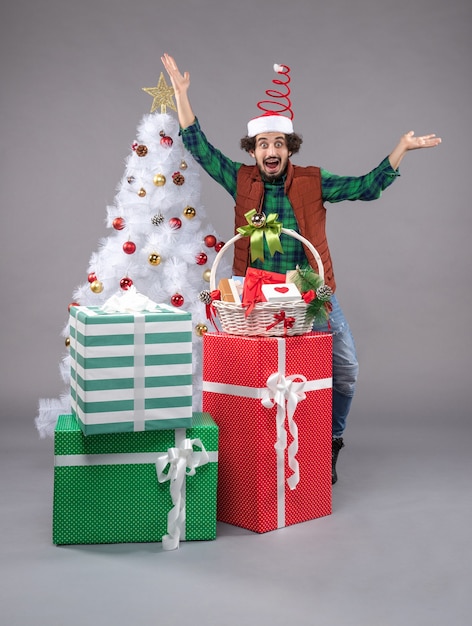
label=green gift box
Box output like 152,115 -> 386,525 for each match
69,304 -> 193,435
53,413 -> 218,548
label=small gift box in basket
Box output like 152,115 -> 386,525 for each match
206,217 -> 332,337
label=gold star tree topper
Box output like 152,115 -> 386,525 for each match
142,72 -> 177,114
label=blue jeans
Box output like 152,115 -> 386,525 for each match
312,294 -> 358,438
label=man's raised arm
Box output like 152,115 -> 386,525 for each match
388,130 -> 441,170
161,53 -> 195,129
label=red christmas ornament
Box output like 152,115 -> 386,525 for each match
68,302 -> 80,312
171,293 -> 185,307
215,241 -> 225,252
123,241 -> 136,254
160,130 -> 173,148
169,217 -> 182,230
204,234 -> 217,248
112,217 -> 125,230
87,272 -> 97,283
120,277 -> 133,290
196,252 -> 208,265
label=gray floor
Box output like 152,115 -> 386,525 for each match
1,412 -> 471,626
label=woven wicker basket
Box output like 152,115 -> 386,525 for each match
209,228 -> 325,336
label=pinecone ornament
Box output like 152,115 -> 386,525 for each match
199,290 -> 212,305
151,213 -> 164,226
172,171 -> 185,186
316,285 -> 333,302
135,144 -> 148,157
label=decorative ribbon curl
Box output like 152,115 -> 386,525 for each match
257,64 -> 293,119
237,209 -> 284,264
261,372 -> 307,490
266,311 -> 296,335
156,438 -> 210,551
207,290 -> 222,331
101,285 -> 157,313
199,289 -> 221,331
302,290 -> 316,304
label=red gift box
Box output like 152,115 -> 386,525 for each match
202,332 -> 332,533
242,268 -> 286,315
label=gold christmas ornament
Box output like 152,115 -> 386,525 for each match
153,173 -> 166,186
183,205 -> 196,219
180,160 -> 188,170
138,187 -> 146,197
251,212 -> 266,228
142,72 -> 177,114
202,269 -> 211,282
90,280 -> 104,294
148,253 -> 161,266
194,323 -> 208,337
65,337 -> 71,347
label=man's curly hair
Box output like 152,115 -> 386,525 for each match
240,133 -> 303,154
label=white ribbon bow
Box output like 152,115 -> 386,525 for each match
156,438 -> 210,551
101,285 -> 158,313
261,373 -> 307,490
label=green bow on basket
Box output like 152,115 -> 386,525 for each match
237,209 -> 284,263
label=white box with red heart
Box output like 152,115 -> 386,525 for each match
261,282 -> 302,303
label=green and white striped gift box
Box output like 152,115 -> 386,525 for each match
69,304 -> 193,435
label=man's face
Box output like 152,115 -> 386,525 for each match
250,132 -> 290,181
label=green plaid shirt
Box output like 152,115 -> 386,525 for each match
181,118 -> 399,274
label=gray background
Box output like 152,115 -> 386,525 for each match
1,1 -> 471,625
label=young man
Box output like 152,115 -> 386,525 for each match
162,53 -> 441,484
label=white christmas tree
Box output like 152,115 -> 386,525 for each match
36,74 -> 229,437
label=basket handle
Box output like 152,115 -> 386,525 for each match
209,227 -> 324,291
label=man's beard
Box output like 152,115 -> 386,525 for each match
260,171 -> 283,182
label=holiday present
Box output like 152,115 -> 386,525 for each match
262,282 -> 302,303
69,299 -> 193,435
207,225 -> 328,336
202,332 -> 332,533
217,278 -> 241,303
232,276 -> 245,299
53,412 -> 218,549
241,267 -> 287,314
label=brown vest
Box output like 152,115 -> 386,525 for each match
233,162 -> 336,291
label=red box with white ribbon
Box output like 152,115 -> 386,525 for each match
202,332 -> 332,533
